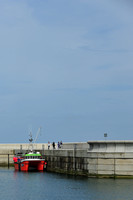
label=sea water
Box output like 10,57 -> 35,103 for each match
0,167 -> 133,200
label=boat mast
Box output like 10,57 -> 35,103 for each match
28,127 -> 41,151
29,132 -> 33,151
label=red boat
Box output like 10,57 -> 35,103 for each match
13,127 -> 47,172
13,152 -> 47,172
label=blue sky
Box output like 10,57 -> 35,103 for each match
0,0 -> 133,143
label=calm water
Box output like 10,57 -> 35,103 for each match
0,168 -> 133,200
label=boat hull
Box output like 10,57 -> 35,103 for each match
14,160 -> 46,172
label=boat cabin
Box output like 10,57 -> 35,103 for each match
23,152 -> 42,159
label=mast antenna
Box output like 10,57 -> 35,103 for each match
34,127 -> 42,143
29,131 -> 33,151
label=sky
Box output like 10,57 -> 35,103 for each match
0,0 -> 133,143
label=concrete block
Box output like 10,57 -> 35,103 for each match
0,157 -> 8,163
123,153 -> 133,158
54,157 -> 57,161
98,170 -> 114,175
115,144 -> 125,152
88,164 -> 97,170
99,143 -> 107,152
116,159 -> 133,165
87,152 -> 99,158
83,158 -> 87,164
91,144 -> 100,152
106,143 -> 116,152
98,164 -> 114,171
98,159 -> 114,165
62,142 -> 88,150
66,150 -> 73,157
87,159 -> 97,164
125,144 -> 133,152
89,169 -> 97,174
76,150 -> 88,157
115,171 -> 133,176
97,153 -> 124,159
83,164 -> 87,170
115,164 -> 133,171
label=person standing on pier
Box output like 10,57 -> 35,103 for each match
52,142 -> 55,149
58,142 -> 60,149
48,141 -> 50,150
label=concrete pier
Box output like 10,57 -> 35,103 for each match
1,141 -> 133,178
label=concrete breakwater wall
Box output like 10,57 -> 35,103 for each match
1,141 -> 133,178
44,141 -> 133,177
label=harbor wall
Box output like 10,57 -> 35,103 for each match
44,141 -> 133,177
1,141 -> 133,177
